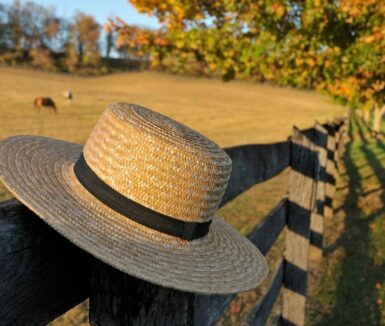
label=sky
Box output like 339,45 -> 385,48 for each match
2,0 -> 160,29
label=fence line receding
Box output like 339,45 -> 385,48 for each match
0,117 -> 348,326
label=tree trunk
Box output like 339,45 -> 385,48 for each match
363,109 -> 371,124
372,105 -> 385,136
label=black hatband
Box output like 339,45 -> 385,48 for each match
73,153 -> 211,240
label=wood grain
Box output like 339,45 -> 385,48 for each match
0,199 -> 91,325
310,124 -> 328,253
89,261 -> 194,326
248,197 -> 287,256
221,142 -> 290,206
282,127 -> 318,326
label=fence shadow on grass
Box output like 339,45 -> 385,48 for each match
315,116 -> 385,325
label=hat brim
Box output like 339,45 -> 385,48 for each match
0,135 -> 267,294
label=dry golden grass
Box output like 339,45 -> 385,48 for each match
0,67 -> 344,146
0,67 -> 346,325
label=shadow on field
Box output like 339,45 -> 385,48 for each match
314,115 -> 385,325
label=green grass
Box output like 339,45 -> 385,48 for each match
307,115 -> 385,325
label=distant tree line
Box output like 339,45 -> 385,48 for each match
0,0 -> 122,75
111,0 -> 385,134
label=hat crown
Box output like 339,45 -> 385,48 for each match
82,103 -> 232,222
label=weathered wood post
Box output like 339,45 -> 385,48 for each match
309,124 -> 328,257
333,120 -> 345,172
337,119 -> 348,164
323,123 -> 337,222
337,119 -> 348,165
333,121 -> 341,169
0,200 -> 91,325
89,262 -> 195,326
281,127 -> 319,326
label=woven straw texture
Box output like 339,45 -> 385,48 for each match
0,103 -> 267,294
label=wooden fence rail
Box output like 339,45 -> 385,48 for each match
0,118 -> 348,325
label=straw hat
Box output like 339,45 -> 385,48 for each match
0,103 -> 267,294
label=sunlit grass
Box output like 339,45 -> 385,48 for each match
307,116 -> 385,325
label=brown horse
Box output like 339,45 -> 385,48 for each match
33,97 -> 58,114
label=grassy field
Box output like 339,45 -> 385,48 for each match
307,116 -> 385,325
0,67 -> 346,325
0,67 -> 345,146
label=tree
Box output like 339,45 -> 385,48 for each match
110,17 -> 167,68
1,1 -> 63,61
6,0 -> 23,51
0,3 -> 8,50
119,1 -> 329,80
117,0 -> 385,132
43,16 -> 61,50
30,47 -> 56,70
71,13 -> 100,67
318,0 -> 385,135
104,20 -> 116,59
0,1 -> 104,74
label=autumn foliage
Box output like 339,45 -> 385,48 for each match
113,0 -> 385,130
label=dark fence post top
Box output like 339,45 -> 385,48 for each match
0,199 -> 91,325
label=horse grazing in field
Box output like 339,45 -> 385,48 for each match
33,97 -> 58,114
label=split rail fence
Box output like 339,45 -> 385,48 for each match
0,118 -> 348,325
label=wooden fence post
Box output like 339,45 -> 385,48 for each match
337,119 -> 348,164
309,124 -> 328,257
0,200 -> 91,325
333,121 -> 345,172
89,261 -> 194,326
281,127 -> 319,326
323,123 -> 337,222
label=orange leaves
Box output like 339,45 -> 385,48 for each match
116,0 -> 385,105
340,1 -> 362,18
372,81 -> 385,92
306,57 -> 316,67
104,22 -> 112,34
129,0 -> 207,28
110,15 -> 169,61
324,60 -> 332,69
362,26 -> 385,44
270,3 -> 286,18
325,77 -> 361,101
340,0 -> 376,16
154,35 -> 168,46
363,34 -> 376,44
115,34 -> 125,49
295,57 -> 304,66
294,56 -> 317,68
